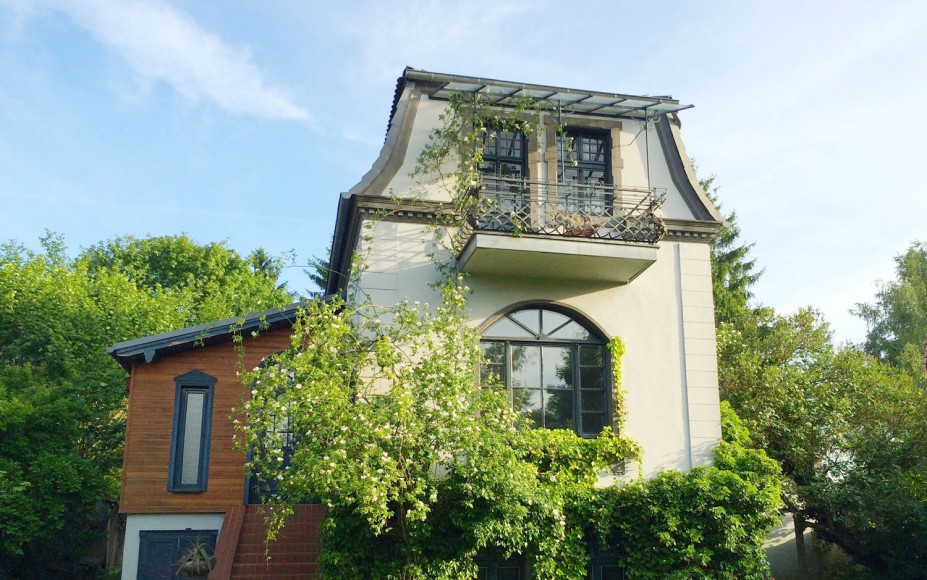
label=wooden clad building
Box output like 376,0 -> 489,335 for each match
110,304 -> 324,579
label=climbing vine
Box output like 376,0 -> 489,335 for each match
237,91 -> 781,578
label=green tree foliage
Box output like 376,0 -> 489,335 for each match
856,241 -> 927,381
242,281 -> 780,579
700,175 -> 763,329
241,281 -> 639,578
576,403 -> 781,580
717,307 -> 927,575
305,247 -> 331,293
0,233 -> 291,578
81,234 -> 290,324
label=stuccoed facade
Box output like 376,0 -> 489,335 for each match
326,68 -> 725,479
110,68 -> 725,578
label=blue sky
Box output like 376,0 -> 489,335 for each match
1,0 -> 925,343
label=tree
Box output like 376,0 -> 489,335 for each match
0,233 -> 292,578
701,182 -> 927,573
80,234 -> 292,324
700,175 -> 763,329
241,278 -> 781,579
717,307 -> 927,575
241,281 -> 637,578
856,241 -> 927,381
305,247 -> 332,293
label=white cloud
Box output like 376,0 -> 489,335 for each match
35,0 -> 310,121
336,0 -> 534,82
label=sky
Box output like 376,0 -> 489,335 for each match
1,0 -> 925,344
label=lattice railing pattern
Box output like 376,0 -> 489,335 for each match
454,177 -> 666,254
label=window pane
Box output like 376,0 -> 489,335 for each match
499,162 -> 523,179
582,412 -> 606,436
498,565 -> 522,580
483,317 -> 533,339
545,389 -> 574,430
541,310 -> 569,335
580,368 -> 604,389
511,345 -> 540,387
560,166 -> 580,183
580,345 -> 603,366
180,392 -> 205,485
543,345 -> 572,389
513,388 -> 542,427
498,131 -> 523,158
549,321 -> 590,341
556,135 -> 577,164
581,391 -> 604,412
482,342 -> 505,364
580,169 -> 606,184
510,310 -> 540,334
582,137 -> 607,163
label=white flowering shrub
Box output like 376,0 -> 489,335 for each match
236,278 -> 638,578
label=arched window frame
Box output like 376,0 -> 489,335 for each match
479,304 -> 613,438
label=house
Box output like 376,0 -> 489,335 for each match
109,68 -> 724,579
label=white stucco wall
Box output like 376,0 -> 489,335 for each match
347,83 -> 721,476
355,218 -> 721,477
121,513 -> 225,580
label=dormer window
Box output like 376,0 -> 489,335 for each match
480,306 -> 610,437
557,130 -> 610,185
478,128 -> 529,231
481,128 -> 527,181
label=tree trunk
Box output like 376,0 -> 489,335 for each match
793,513 -> 809,578
104,501 -> 125,570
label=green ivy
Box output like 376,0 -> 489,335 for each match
573,403 -> 782,579
239,281 -> 780,578
239,92 -> 782,578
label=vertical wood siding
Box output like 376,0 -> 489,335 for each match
121,328 -> 294,513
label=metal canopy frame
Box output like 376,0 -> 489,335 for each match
405,69 -> 693,120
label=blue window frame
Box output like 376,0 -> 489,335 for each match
168,370 -> 216,492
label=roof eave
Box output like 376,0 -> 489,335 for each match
106,300 -> 323,372
403,68 -> 693,119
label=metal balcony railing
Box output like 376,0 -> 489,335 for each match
455,176 -> 666,252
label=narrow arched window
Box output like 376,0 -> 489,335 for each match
480,306 -> 609,437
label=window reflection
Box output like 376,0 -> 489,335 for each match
480,307 -> 608,437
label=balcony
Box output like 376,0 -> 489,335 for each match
454,177 -> 665,284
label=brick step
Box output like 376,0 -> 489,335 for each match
223,505 -> 324,579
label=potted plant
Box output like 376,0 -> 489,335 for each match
547,210 -> 599,236
176,538 -> 215,579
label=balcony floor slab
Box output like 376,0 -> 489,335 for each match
456,232 -> 658,284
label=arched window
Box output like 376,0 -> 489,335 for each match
480,306 -> 610,437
